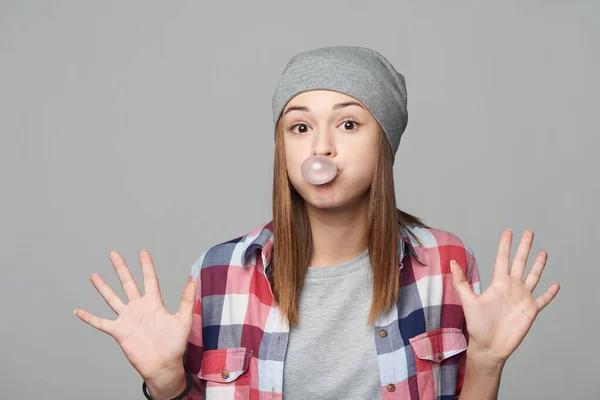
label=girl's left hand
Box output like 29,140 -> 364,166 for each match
450,228 -> 560,368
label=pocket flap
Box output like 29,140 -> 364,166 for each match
198,347 -> 253,383
409,327 -> 467,362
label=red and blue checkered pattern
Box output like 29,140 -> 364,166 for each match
184,220 -> 481,399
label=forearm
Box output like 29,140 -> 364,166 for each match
458,346 -> 505,400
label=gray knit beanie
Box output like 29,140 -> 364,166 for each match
272,46 -> 408,164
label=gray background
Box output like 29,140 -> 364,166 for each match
1,1 -> 598,399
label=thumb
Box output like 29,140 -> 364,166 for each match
450,260 -> 476,304
176,279 -> 197,323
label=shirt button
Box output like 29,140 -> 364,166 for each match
221,368 -> 230,379
378,329 -> 388,338
387,383 -> 396,392
437,351 -> 443,361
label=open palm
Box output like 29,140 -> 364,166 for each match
74,249 -> 196,385
451,229 -> 560,365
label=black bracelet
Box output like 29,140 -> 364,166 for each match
142,368 -> 193,400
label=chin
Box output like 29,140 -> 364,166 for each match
304,191 -> 367,212
305,201 -> 346,213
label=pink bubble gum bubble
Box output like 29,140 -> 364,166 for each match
301,155 -> 338,185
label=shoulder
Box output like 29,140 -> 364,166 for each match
189,220 -> 274,279
405,224 -> 477,277
409,224 -> 475,256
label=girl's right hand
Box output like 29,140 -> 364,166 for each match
74,249 -> 196,392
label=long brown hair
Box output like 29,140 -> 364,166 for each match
271,118 -> 426,327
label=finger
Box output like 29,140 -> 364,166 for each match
450,260 -> 477,304
140,249 -> 161,295
523,250 -> 548,291
176,279 -> 197,323
90,272 -> 125,315
534,282 -> 560,312
509,229 -> 534,280
74,307 -> 115,336
493,229 -> 513,280
109,251 -> 142,301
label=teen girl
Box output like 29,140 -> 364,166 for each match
75,46 -> 560,400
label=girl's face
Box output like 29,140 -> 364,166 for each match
282,90 -> 380,211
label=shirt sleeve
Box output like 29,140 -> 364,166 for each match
454,243 -> 482,398
184,251 -> 208,399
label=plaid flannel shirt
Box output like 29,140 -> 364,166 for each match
184,220 -> 482,400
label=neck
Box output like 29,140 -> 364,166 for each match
306,197 -> 369,267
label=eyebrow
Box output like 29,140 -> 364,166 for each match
283,101 -> 365,116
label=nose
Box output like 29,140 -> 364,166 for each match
312,128 -> 337,158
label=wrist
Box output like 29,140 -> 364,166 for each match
144,365 -> 187,400
466,344 -> 505,378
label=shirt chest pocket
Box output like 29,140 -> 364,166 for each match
198,347 -> 253,384
408,327 -> 468,400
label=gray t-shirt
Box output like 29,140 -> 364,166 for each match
282,249 -> 381,400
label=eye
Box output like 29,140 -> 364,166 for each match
338,118 -> 360,131
288,123 -> 311,135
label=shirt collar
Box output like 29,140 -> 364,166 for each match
398,223 -> 428,266
242,220 -> 428,269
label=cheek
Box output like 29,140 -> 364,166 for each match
284,151 -> 300,175
285,162 -> 309,198
284,139 -> 308,170
284,151 -> 304,187
354,159 -> 377,187
365,152 -> 378,176
350,140 -> 378,178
